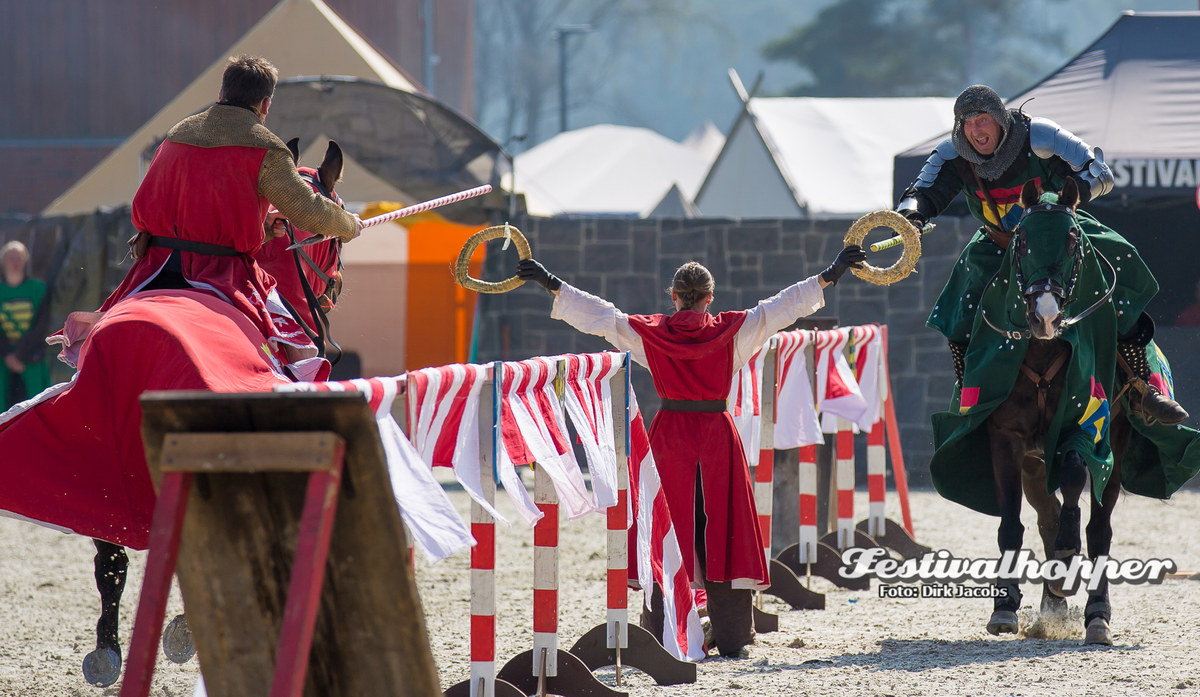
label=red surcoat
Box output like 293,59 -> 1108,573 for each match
101,139 -> 289,346
628,309 -> 768,588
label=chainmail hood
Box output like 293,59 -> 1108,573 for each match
951,85 -> 1028,180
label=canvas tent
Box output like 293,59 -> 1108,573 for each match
893,11 -> 1200,325
44,0 -> 427,215
509,124 -> 718,218
692,97 -> 953,219
895,12 -> 1200,202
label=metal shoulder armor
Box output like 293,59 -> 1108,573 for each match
1029,117 -> 1114,199
912,139 -> 959,189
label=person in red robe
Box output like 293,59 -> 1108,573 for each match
516,244 -> 865,657
53,55 -> 362,381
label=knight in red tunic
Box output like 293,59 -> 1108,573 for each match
517,245 -> 865,657
53,56 -> 361,381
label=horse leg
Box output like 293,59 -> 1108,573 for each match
1020,457 -> 1066,614
82,539 -> 127,687
1045,449 -> 1087,609
987,432 -> 1025,635
1082,413 -> 1127,646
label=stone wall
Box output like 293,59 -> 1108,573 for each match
474,215 -> 978,487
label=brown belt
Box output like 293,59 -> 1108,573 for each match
659,399 -> 726,413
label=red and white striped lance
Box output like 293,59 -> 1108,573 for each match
287,184 -> 493,248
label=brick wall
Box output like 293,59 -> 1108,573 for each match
474,215 -> 978,487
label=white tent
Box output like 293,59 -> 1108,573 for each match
693,97 -> 954,218
43,0 -> 420,215
511,124 -> 719,218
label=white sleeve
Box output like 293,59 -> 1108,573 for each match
733,275 -> 825,369
550,283 -> 649,367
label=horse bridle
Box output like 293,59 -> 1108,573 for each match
980,202 -> 1117,341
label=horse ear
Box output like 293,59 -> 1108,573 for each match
319,140 -> 344,194
1059,177 -> 1080,209
1020,180 -> 1041,208
285,137 -> 300,165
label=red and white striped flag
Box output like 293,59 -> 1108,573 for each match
277,377 -> 474,562
498,357 -> 594,524
407,363 -> 508,523
774,329 -> 822,448
560,352 -> 623,509
816,328 -> 868,433
851,324 -> 886,428
627,391 -> 706,662
728,344 -> 768,467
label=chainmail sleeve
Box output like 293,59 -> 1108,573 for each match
259,148 -> 357,241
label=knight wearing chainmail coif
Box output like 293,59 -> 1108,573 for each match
90,55 -> 362,380
897,84 -> 1187,425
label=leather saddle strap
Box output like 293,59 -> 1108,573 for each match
1018,348 -> 1070,416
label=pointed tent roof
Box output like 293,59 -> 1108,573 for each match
43,0 -> 421,216
694,97 -> 953,218
510,124 -> 714,218
895,12 -> 1200,201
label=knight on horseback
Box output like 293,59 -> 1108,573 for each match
896,84 -> 1188,425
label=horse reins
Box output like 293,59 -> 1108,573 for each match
979,201 -> 1117,341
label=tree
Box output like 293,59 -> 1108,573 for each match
474,0 -> 705,151
762,0 -> 1068,98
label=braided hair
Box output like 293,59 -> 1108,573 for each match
667,261 -> 714,311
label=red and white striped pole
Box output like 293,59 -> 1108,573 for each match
866,419 -> 887,538
797,443 -> 819,565
834,419 -> 856,549
605,355 -> 631,683
532,464 -> 559,681
468,364 -> 501,697
754,338 -> 778,573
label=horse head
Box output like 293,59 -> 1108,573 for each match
1012,178 -> 1083,340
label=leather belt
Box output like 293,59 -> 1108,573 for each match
984,225 -> 1013,250
659,398 -> 726,413
147,235 -> 242,257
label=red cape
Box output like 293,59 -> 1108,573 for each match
0,290 -> 289,548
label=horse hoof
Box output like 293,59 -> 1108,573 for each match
82,647 -> 122,687
162,614 -> 196,664
1040,593 -> 1068,615
987,610 -> 1019,635
1085,617 -> 1113,645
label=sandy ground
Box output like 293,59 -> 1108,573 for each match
2,484 -> 1199,697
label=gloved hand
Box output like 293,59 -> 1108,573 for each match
517,258 -> 562,292
820,245 -> 867,285
899,209 -> 928,233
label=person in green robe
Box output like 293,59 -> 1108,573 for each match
896,84 -> 1187,425
0,241 -> 51,408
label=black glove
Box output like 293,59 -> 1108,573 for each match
820,245 -> 867,285
901,210 -> 928,233
517,258 -> 562,292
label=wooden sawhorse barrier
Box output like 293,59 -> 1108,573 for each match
121,391 -> 439,697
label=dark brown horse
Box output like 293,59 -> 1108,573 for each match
981,178 -> 1122,645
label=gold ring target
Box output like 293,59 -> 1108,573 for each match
843,210 -> 922,286
454,224 -> 532,293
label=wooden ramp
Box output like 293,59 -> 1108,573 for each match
127,391 -> 440,697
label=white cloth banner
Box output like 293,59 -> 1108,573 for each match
560,352 -> 622,510
276,377 -> 474,562
774,329 -> 823,448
